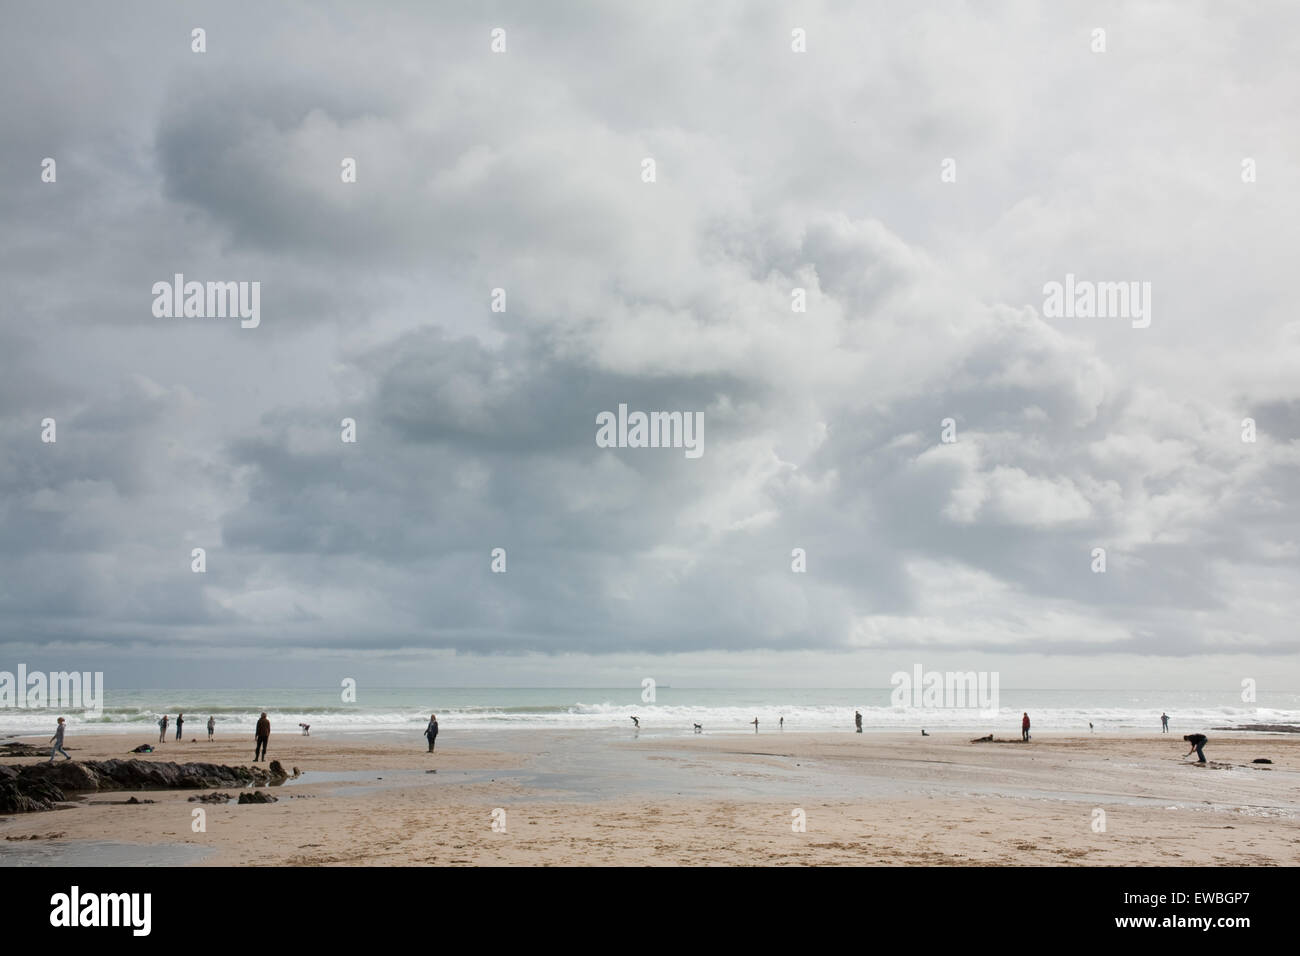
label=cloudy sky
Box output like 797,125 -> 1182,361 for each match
2,1 -> 1298,689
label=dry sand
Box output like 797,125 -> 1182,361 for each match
2,731 -> 1297,865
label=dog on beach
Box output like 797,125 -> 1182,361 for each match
693,723 -> 702,733
299,723 -> 311,736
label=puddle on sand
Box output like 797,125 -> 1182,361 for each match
0,840 -> 212,867
282,768 -> 430,786
277,767 -> 567,799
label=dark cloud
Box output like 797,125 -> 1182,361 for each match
1,2 -> 1298,684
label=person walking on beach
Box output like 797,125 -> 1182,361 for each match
175,712 -> 184,741
254,712 -> 270,761
425,714 -> 439,752
207,716 -> 215,741
1183,733 -> 1208,764
1161,713 -> 1170,733
779,716 -> 784,731
49,717 -> 72,762
751,717 -> 759,733
158,714 -> 168,743
855,710 -> 863,733
1021,712 -> 1031,742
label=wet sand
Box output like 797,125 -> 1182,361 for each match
2,731 -> 1297,865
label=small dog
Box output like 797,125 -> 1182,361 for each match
298,723 -> 311,736
693,723 -> 702,733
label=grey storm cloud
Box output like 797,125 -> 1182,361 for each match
1,1 -> 1298,680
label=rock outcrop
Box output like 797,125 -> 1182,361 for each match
237,790 -> 277,804
1213,724 -> 1300,734
188,792 -> 234,804
0,760 -> 278,814
0,743 -> 52,758
0,773 -> 66,813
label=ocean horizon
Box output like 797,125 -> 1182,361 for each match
4,687 -> 1298,737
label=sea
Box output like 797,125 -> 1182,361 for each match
3,687 -> 1298,738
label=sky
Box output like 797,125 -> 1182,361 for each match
2,1 -> 1298,691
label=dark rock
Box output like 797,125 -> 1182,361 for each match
0,743 -> 51,758
5,830 -> 64,840
0,777 -> 66,813
237,790 -> 277,805
23,760 -> 101,793
188,792 -> 234,804
1213,724 -> 1300,734
1252,758 -> 1273,764
0,759 -> 277,814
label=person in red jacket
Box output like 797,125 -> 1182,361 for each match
1021,712 -> 1031,742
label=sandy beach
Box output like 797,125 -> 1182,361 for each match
2,730 -> 1297,866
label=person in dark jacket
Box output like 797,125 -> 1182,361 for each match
254,712 -> 271,761
158,714 -> 168,743
425,714 -> 439,752
176,713 -> 185,740
1022,712 -> 1031,741
1183,733 -> 1208,763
